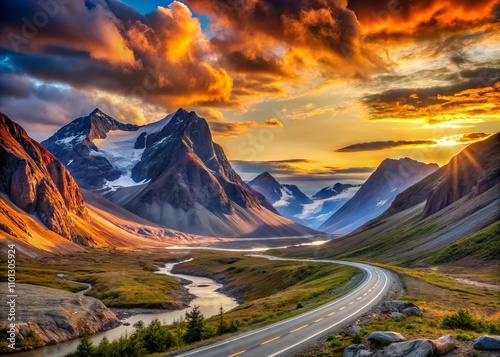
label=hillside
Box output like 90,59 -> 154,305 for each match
318,158 -> 438,234
277,134 -> 499,271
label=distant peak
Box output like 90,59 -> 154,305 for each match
90,108 -> 103,115
249,171 -> 280,186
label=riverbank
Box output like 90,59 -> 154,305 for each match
0,283 -> 121,354
169,251 -> 361,330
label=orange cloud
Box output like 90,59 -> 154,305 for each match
210,117 -> 283,137
363,67 -> 500,127
348,0 -> 499,41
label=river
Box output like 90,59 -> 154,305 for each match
9,260 -> 238,357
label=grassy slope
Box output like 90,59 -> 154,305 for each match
429,221 -> 500,263
172,251 -> 360,327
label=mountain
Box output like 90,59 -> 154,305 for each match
296,183 -> 361,229
312,183 -> 360,200
43,109 -> 316,238
0,112 -> 220,255
42,108 -> 141,190
309,133 -> 500,265
0,112 -> 91,245
248,172 -> 313,222
318,158 -> 439,235
248,173 -> 361,229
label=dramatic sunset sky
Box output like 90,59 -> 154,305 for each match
1,0 -> 499,192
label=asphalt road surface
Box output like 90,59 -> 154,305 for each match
174,254 -> 394,357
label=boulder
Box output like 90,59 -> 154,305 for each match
473,335 -> 500,350
431,335 -> 456,355
381,301 -> 419,314
402,307 -> 421,316
368,331 -> 406,346
344,344 -> 371,357
380,339 -> 433,357
391,312 -> 404,319
346,326 -> 362,336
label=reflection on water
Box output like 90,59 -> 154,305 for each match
167,239 -> 328,252
10,260 -> 238,357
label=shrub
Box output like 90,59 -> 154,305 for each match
352,333 -> 363,344
441,309 -> 500,333
441,309 -> 478,331
327,336 -> 341,348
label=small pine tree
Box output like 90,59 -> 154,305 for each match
217,306 -> 227,335
183,305 -> 210,344
74,330 -> 95,357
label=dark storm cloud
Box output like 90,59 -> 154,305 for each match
0,0 -> 233,107
184,0 -> 387,79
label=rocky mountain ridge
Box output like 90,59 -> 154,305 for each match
0,113 -> 91,244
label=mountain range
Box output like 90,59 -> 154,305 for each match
41,108 -> 315,238
248,172 -> 360,229
1,106 -> 497,261
303,133 -> 499,264
318,158 -> 439,235
0,112 -> 218,254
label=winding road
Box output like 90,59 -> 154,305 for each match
174,254 -> 394,357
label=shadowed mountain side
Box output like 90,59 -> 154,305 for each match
318,158 -> 438,235
81,189 -> 219,243
383,132 -> 500,219
105,181 -> 317,238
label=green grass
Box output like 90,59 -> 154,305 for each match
302,262 -> 500,357
430,221 -> 500,263
0,249 -> 188,308
338,221 -> 440,263
172,251 -> 360,328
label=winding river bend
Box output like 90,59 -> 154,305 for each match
10,260 -> 238,357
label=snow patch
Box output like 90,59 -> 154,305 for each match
67,160 -> 73,166
376,199 -> 388,207
92,113 -> 176,188
295,186 -> 360,220
55,134 -> 86,145
273,186 -> 294,207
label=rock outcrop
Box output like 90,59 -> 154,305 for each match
0,113 -> 91,244
368,331 -> 406,346
473,335 -> 500,350
0,283 -> 120,353
378,339 -> 433,357
431,335 -> 457,355
344,344 -> 372,357
381,301 -> 421,316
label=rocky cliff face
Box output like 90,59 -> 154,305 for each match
0,283 -> 120,353
318,158 -> 439,235
422,133 -> 500,218
0,113 -> 91,244
129,109 -> 272,216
